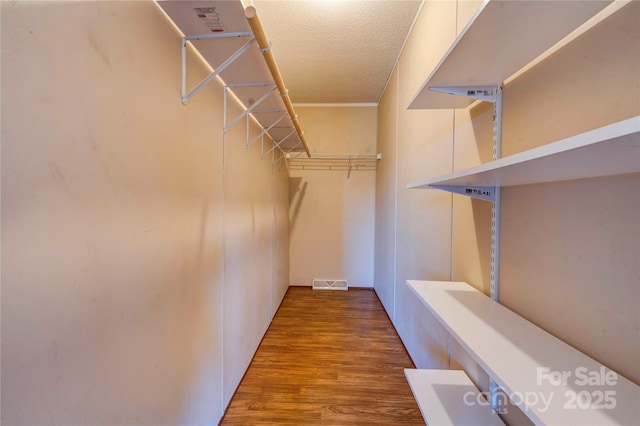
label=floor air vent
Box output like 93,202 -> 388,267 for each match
312,279 -> 348,291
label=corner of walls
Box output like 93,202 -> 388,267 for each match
374,67 -> 399,323
375,0 -> 459,370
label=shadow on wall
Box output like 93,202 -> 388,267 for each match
470,100 -> 494,165
471,198 -> 493,290
289,177 -> 307,235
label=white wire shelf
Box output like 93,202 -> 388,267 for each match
286,154 -> 381,172
156,0 -> 310,156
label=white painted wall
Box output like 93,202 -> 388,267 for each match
376,0 -> 639,423
289,106 -> 376,288
1,1 -> 289,424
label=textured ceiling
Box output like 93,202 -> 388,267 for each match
249,0 -> 422,104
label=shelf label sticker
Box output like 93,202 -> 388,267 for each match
194,7 -> 224,32
465,187 -> 493,198
466,89 -> 495,97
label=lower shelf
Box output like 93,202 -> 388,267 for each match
405,369 -> 505,425
407,280 -> 640,425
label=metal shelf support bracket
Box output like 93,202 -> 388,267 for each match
224,84 -> 277,133
430,85 -> 499,103
181,32 -> 254,105
247,113 -> 288,148
430,185 -> 496,202
263,128 -> 296,158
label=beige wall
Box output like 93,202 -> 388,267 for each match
377,0 -> 456,370
376,0 -> 639,423
375,72 -> 399,319
1,1 -> 288,424
289,106 -> 376,287
498,0 -> 640,384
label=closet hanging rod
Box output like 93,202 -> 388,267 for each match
245,5 -> 311,157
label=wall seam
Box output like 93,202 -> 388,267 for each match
377,0 -> 427,105
392,64 -> 400,324
270,161 -> 275,320
449,109 -> 455,282
449,0 -> 458,284
220,100 -> 227,416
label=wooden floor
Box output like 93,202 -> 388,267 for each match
221,287 -> 424,425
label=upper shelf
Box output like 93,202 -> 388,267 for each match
286,154 -> 381,171
157,0 -> 309,154
407,280 -> 640,425
408,116 -> 640,191
286,154 -> 381,179
408,0 -> 612,109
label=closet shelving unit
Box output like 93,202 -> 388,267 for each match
404,0 -> 640,424
407,0 -> 614,110
405,368 -> 504,425
285,153 -> 381,178
406,280 -> 640,425
409,116 -> 640,200
156,0 -> 311,163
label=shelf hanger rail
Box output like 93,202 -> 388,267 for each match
177,6 -> 312,159
286,153 -> 382,178
245,6 -> 311,157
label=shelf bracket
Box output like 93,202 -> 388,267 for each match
430,185 -> 496,202
285,141 -> 302,153
247,113 -> 288,149
263,128 -> 296,158
181,32 -> 254,105
287,150 -> 305,161
429,86 -> 499,103
224,84 -> 277,133
274,151 -> 283,167
273,142 -> 300,166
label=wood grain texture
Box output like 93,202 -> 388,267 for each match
221,287 -> 424,425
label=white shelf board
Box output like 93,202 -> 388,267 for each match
156,0 -> 304,151
405,369 -> 505,426
409,116 -> 640,191
407,280 -> 640,425
408,0 -> 612,109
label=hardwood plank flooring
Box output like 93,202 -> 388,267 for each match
221,287 -> 424,425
